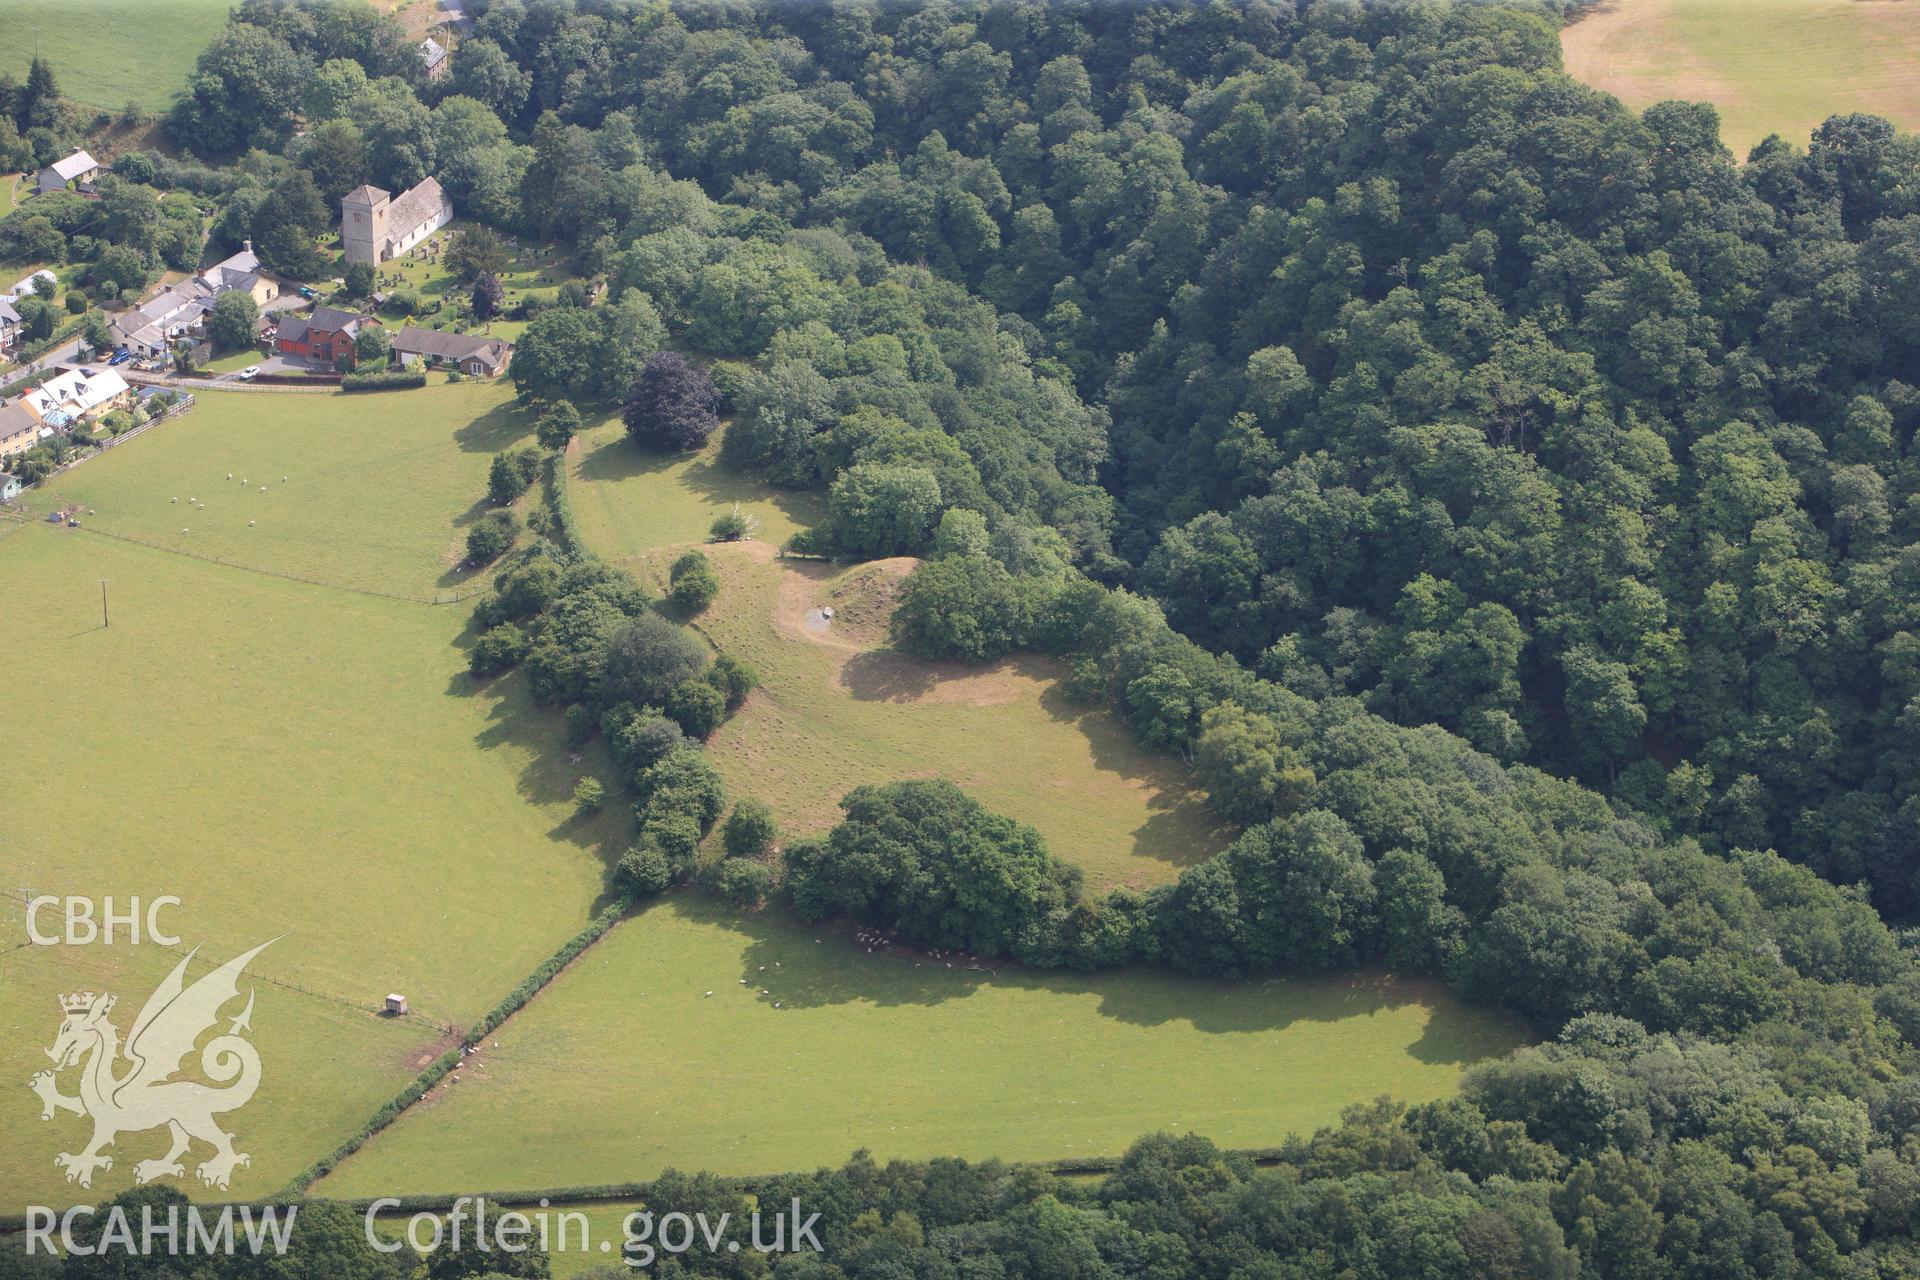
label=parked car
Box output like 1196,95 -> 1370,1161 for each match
298,287 -> 317,300
107,349 -> 133,366
238,365 -> 261,381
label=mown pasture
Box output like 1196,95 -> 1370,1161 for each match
1562,0 -> 1920,157
317,897 -> 1528,1198
0,384 -> 623,1205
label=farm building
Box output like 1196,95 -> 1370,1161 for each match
340,178 -> 454,266
276,307 -> 375,368
388,327 -> 514,377
37,149 -> 100,195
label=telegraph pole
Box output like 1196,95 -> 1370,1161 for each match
100,579 -> 109,628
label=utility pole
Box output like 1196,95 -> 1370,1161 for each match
100,579 -> 108,628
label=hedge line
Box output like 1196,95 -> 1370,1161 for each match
276,900 -> 628,1196
0,1144 -> 1297,1233
342,368 -> 427,392
544,449 -> 580,555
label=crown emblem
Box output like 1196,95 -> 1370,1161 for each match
59,992 -> 97,1014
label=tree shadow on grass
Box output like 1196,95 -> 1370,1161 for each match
838,649 -> 944,701
1037,678 -> 1235,874
576,430 -> 823,537
447,661 -> 631,912
453,399 -> 535,455
669,897 -> 1515,1059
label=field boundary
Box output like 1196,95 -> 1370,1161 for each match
277,900 -> 631,1198
41,522 -> 491,606
0,1144 -> 1295,1232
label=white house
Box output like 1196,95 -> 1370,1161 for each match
111,283 -> 214,359
108,245 -> 279,358
22,367 -> 132,427
340,178 -> 454,266
37,149 -> 101,195
0,299 -> 20,353
0,470 -> 23,501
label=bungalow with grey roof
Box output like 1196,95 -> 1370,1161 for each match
388,326 -> 513,377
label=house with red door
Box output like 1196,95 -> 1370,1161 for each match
274,306 -> 374,369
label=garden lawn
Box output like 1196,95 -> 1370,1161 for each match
1562,0 -> 1920,156
317,898 -> 1528,1198
28,381 -> 530,599
0,0 -> 231,113
0,384 -> 628,1207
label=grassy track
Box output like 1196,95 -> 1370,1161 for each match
316,897 -> 1528,1197
1562,0 -> 1920,156
0,385 -> 628,1206
0,0 -> 229,113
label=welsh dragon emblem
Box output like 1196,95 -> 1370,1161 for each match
29,940 -> 273,1191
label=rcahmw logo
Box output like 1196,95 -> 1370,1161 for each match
25,1202 -> 298,1258
30,939 -> 275,1190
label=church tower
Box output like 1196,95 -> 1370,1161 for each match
340,185 -> 392,266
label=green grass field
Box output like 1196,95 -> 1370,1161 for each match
567,420 -> 822,566
0,0 -> 230,112
317,897 -> 1527,1197
568,421 -> 1227,889
1562,0 -> 1920,157
0,384 -> 628,1206
31,383 -> 530,599
689,545 -> 1232,889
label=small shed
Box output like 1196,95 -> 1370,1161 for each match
385,993 -> 409,1015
